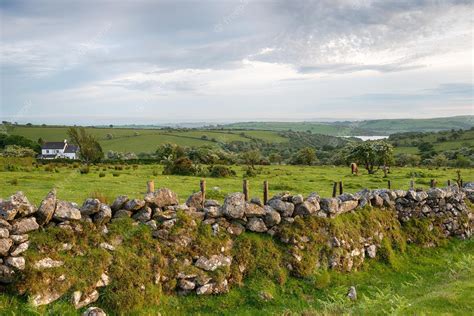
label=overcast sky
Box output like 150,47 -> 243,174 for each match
1,0 -> 473,125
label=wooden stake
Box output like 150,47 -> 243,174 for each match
200,179 -> 206,208
339,181 -> 343,195
263,180 -> 269,205
447,179 -> 451,186
430,179 -> 436,188
332,182 -> 338,197
387,180 -> 391,190
410,180 -> 414,189
243,179 -> 249,202
147,180 -> 155,193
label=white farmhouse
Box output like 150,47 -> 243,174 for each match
41,139 -> 79,159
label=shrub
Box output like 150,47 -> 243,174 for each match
243,166 -> 259,177
44,164 -> 54,172
209,165 -> 236,178
79,165 -> 90,174
163,157 -> 196,176
99,172 -> 106,178
112,172 -> 120,177
9,178 -> 18,186
4,163 -> 18,172
152,170 -> 159,176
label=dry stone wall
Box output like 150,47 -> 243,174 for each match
0,183 -> 473,310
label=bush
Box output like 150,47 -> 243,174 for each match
79,165 -> 90,174
9,178 -> 18,186
99,172 -> 106,178
152,170 -> 159,176
209,165 -> 236,178
163,157 -> 196,176
44,164 -> 54,172
4,163 -> 18,172
112,172 -> 120,177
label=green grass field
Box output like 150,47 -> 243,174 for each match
1,164 -> 472,206
6,126 -> 289,154
225,116 -> 474,135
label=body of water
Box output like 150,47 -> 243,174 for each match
341,136 -> 389,141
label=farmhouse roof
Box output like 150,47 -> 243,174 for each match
42,142 -> 66,150
64,144 -> 78,153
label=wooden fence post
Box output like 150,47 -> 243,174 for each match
430,179 -> 436,188
387,180 -> 391,190
410,180 -> 414,189
332,182 -> 338,198
339,181 -> 344,195
447,179 -> 451,186
147,180 -> 155,193
243,179 -> 249,202
200,179 -> 206,209
263,180 -> 268,205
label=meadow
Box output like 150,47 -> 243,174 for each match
1,163 -> 472,206
6,126 -> 288,154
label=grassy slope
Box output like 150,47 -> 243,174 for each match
225,116 -> 474,136
7,126 -> 289,153
393,129 -> 474,155
356,115 -> 474,133
1,233 -> 472,315
1,164 -> 473,206
154,239 -> 474,316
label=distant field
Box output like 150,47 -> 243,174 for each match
393,129 -> 474,155
6,126 -> 288,153
1,163 -> 472,205
224,116 -> 474,136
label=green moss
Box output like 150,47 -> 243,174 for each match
231,233 -> 287,286
402,218 -> 446,246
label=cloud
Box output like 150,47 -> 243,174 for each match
0,0 -> 472,123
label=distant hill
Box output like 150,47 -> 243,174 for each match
222,116 -> 474,136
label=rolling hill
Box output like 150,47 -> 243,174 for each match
222,116 -> 474,136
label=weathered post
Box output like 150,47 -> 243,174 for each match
263,180 -> 269,205
410,180 -> 414,189
387,180 -> 391,190
147,180 -> 155,193
332,182 -> 338,197
447,179 -> 451,186
243,179 -> 249,202
339,181 -> 344,195
200,179 -> 206,209
430,179 -> 436,188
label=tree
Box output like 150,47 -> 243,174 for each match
240,150 -> 261,169
269,153 -> 283,165
67,127 -> 103,163
290,147 -> 317,165
346,141 -> 393,174
418,142 -> 435,160
395,153 -> 420,167
1,145 -> 37,157
432,153 -> 449,167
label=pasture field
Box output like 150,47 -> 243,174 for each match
1,163 -> 472,205
6,126 -> 289,153
225,116 -> 474,135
